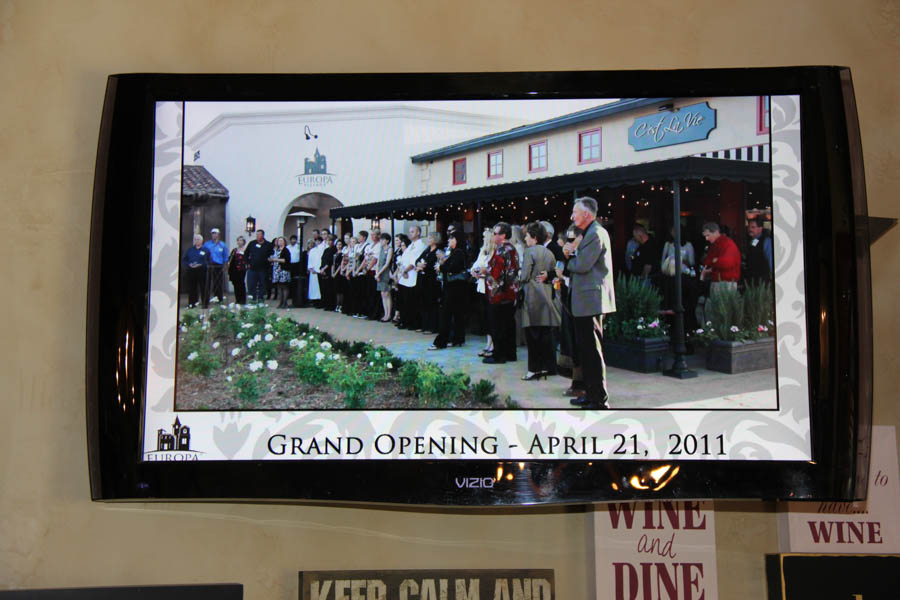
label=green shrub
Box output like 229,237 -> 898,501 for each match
210,308 -> 241,339
250,337 -> 280,361
364,345 -> 396,370
702,281 -> 775,342
472,379 -> 499,405
706,286 -> 744,341
293,349 -> 330,385
743,280 -> 774,337
205,303 -> 227,323
272,316 -> 299,341
179,319 -> 209,355
398,362 -> 420,395
417,364 -> 469,407
179,308 -> 201,328
231,372 -> 263,403
328,361 -> 373,409
347,340 -> 371,357
604,274 -> 667,340
243,305 -> 269,326
181,345 -> 222,376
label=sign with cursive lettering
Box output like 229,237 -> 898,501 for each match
593,500 -> 718,600
777,425 -> 900,553
628,102 -> 717,151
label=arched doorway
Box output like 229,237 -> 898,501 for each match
279,192 -> 343,247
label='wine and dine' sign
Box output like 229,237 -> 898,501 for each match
594,500 -> 718,600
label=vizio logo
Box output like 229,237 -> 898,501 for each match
455,477 -> 495,489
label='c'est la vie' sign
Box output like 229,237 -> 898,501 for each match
628,102 -> 717,151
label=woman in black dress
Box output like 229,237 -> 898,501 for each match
331,239 -> 345,312
268,236 -> 291,308
374,233 -> 395,322
391,235 -> 410,327
428,231 -> 468,350
227,235 -> 248,305
416,231 -> 442,334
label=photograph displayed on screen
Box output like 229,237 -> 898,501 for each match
142,95 -> 810,463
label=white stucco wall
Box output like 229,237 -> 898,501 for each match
185,105 -> 526,243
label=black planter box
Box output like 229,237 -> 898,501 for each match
604,337 -> 670,373
706,337 -> 775,374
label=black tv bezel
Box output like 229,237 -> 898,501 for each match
86,67 -> 872,506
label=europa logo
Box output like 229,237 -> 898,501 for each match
297,147 -> 336,188
144,417 -> 202,461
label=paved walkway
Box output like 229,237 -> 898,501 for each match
267,303 -> 777,410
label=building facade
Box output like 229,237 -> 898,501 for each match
334,96 -> 773,276
185,104 -> 527,246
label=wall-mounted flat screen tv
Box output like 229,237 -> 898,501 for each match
87,68 -> 872,505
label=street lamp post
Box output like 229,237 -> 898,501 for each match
664,179 -> 697,380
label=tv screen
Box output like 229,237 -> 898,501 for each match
87,68 -> 872,505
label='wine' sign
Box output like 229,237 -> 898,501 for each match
777,425 -> 900,553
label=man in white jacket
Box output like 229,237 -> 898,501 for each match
397,225 -> 425,329
307,233 -> 325,305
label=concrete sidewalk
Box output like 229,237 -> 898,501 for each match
270,303 -> 777,410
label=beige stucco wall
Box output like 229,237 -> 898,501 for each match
423,96 -> 768,194
1,1 -> 897,599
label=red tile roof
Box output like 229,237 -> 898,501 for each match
182,165 -> 229,199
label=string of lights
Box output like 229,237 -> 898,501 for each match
350,180 -> 768,229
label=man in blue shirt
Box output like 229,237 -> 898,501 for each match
203,227 -> 229,303
182,234 -> 210,307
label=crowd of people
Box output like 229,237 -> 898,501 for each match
182,200 -> 774,410
623,215 -> 774,331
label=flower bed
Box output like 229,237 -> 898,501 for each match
688,281 -> 777,374
602,274 -> 671,373
603,274 -> 670,341
689,281 -> 775,344
176,304 -> 502,410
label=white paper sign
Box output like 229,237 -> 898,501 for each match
593,501 -> 718,600
777,425 -> 900,553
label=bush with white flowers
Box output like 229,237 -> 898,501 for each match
179,302 -> 497,409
